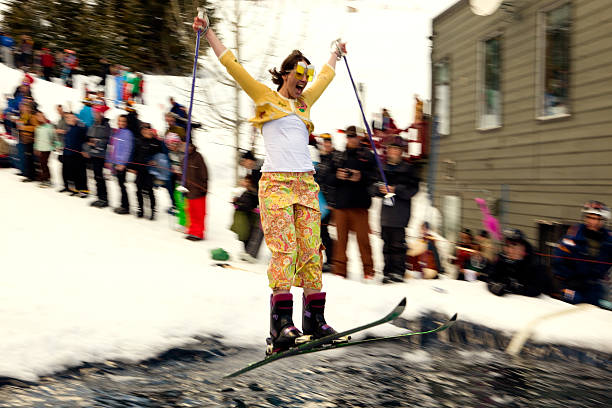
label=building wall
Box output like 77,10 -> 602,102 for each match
431,0 -> 612,242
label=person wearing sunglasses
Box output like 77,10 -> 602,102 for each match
193,13 -> 347,354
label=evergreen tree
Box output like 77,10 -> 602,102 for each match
1,0 -> 215,75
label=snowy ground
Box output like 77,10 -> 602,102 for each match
2,58 -> 611,383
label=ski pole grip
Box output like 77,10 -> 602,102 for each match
195,8 -> 209,34
331,38 -> 346,60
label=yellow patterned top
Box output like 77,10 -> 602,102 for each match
219,49 -> 335,133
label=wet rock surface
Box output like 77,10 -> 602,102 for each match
1,337 -> 610,407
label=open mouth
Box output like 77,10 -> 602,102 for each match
295,83 -> 305,94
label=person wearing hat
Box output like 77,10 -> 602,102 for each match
61,49 -> 78,88
169,97 -> 188,129
40,48 -> 55,82
193,12 -> 347,353
16,99 -> 40,182
487,229 -> 548,297
372,135 -> 419,283
77,97 -> 95,127
62,112 -> 89,197
84,106 -> 111,208
182,140 -> 209,241
553,201 -> 612,306
329,125 -> 377,279
162,112 -> 187,214
237,149 -> 264,261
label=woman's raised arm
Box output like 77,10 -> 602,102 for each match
192,12 -> 267,101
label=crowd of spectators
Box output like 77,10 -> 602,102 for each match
1,60 -> 609,309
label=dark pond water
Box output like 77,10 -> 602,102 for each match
1,336 -> 610,407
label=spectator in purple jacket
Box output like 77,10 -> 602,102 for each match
107,115 -> 134,214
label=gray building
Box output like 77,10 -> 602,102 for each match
430,0 -> 612,246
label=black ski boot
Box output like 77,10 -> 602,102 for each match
266,293 -> 308,355
302,292 -> 348,343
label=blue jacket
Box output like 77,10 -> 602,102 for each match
107,128 -> 134,166
77,106 -> 94,127
1,35 -> 15,48
553,223 -> 612,282
63,123 -> 88,156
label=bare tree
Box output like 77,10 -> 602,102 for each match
169,0 -> 286,184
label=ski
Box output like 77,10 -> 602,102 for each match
224,298 -> 407,378
289,313 -> 457,357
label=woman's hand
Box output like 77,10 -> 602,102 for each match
335,42 -> 347,59
193,16 -> 207,32
192,9 -> 209,33
327,39 -> 347,68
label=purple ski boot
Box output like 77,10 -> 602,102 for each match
302,292 -> 348,343
266,293 -> 309,355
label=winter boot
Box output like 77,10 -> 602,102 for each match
302,292 -> 348,343
266,293 -> 308,355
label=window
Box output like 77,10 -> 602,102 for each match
539,2 -> 571,118
479,36 -> 502,128
434,60 -> 450,136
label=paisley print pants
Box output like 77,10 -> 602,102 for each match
259,172 -> 323,290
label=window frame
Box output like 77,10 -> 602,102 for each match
536,0 -> 572,121
476,31 -> 504,131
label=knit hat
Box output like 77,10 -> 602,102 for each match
241,150 -> 256,161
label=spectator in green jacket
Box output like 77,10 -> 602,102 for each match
33,110 -> 56,187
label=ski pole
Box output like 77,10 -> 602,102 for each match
336,41 -> 394,204
178,8 -> 207,193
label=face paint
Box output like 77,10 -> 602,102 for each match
295,61 -> 315,82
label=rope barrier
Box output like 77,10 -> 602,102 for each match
12,145 -> 612,267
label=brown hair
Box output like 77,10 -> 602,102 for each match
269,50 -> 311,91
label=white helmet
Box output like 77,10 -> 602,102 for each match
582,201 -> 610,221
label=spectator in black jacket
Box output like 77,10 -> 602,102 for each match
99,58 -> 111,89
84,108 -> 111,208
552,201 -> 612,306
125,105 -> 141,143
230,174 -> 261,262
239,150 -> 263,189
372,136 -> 419,283
315,133 -> 337,272
169,97 -> 188,129
132,123 -> 163,220
63,112 -> 89,197
487,229 -> 548,297
330,125 -> 376,279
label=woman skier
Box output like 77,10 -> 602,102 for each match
193,13 -> 347,354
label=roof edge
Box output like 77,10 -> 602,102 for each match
433,0 -> 470,23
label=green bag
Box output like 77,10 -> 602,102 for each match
211,248 -> 230,261
174,186 -> 187,227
